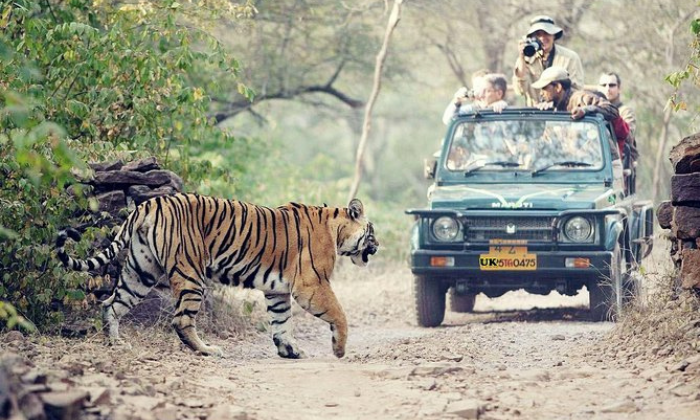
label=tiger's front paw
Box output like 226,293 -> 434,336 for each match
273,337 -> 306,359
333,343 -> 345,358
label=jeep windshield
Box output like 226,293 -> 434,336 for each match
445,119 -> 604,174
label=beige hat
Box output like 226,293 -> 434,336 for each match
531,66 -> 570,89
527,16 -> 563,40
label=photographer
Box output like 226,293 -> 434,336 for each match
513,16 -> 584,106
442,72 -> 508,124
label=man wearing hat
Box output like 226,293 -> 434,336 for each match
513,16 -> 584,106
531,66 -> 634,162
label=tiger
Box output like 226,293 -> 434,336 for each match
55,193 -> 378,358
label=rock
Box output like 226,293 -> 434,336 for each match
122,157 -> 159,172
3,331 -> 24,343
680,249 -> 700,289
445,400 -> 483,419
440,352 -> 464,362
207,404 -> 250,420
96,190 -> 126,214
89,160 -> 124,172
657,201 -> 674,229
119,395 -> 165,411
669,133 -> 700,174
670,383 -> 697,397
91,169 -> 183,191
409,364 -> 464,377
153,406 -> 179,420
640,366 -> 667,381
600,399 -> 638,413
551,334 -> 565,341
86,386 -> 111,406
671,360 -> 691,372
671,173 -> 700,206
672,206 -> 700,240
516,369 -> 551,382
40,390 -> 89,420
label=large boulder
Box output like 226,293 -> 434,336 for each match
672,206 -> 700,240
669,133 -> 700,174
656,201 -> 674,229
680,249 -> 700,289
671,173 -> 700,207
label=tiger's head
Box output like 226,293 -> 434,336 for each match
338,199 -> 379,267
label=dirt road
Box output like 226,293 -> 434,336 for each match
3,260 -> 700,420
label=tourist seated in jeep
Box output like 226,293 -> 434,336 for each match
442,73 -> 509,125
531,66 -> 637,193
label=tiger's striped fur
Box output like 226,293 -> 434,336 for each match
56,193 -> 378,358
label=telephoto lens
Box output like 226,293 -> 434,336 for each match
522,37 -> 542,58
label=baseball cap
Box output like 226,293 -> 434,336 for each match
531,66 -> 570,89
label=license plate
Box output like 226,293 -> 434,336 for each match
479,245 -> 537,271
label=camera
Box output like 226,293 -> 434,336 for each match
456,87 -> 475,100
522,37 -> 542,58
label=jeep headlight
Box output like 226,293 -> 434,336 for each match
432,217 -> 461,241
564,216 -> 593,242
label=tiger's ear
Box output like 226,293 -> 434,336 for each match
348,199 -> 364,220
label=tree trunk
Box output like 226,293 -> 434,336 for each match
348,0 -> 403,202
652,105 -> 673,202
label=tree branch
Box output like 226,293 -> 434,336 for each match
348,0 -> 403,201
210,80 -> 363,124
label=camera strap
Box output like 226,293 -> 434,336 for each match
542,45 -> 555,69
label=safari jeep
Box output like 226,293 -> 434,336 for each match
407,109 -> 654,325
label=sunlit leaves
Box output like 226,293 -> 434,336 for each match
668,18 -> 700,114
0,0 -> 255,330
691,18 -> 700,35
0,301 -> 35,332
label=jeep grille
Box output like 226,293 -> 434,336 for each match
463,217 -> 554,242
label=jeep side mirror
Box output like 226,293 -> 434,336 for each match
424,158 -> 437,179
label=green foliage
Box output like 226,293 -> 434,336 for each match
0,0 -> 254,330
0,301 -> 35,332
668,18 -> 700,112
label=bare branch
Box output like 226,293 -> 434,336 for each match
348,0 -> 403,201
210,82 -> 364,124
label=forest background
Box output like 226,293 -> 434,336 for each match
1,0 -> 699,330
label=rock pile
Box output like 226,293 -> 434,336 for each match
658,133 -> 700,290
83,156 -> 183,217
68,157 -> 184,309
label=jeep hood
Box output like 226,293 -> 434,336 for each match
428,184 -> 616,210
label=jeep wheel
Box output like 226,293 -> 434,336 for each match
449,289 -> 476,313
589,243 -> 625,322
414,275 -> 447,327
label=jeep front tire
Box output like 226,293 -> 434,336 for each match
414,275 -> 447,327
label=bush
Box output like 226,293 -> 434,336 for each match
0,0 -> 254,331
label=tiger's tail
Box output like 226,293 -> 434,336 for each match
56,209 -> 141,272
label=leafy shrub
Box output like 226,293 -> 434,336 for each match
0,0 -> 254,331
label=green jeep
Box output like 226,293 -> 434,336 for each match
407,109 -> 654,325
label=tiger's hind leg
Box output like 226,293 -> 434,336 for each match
265,293 -> 306,359
102,232 -> 164,342
170,266 -> 223,357
292,280 -> 347,358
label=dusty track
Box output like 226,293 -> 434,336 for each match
3,259 -> 700,420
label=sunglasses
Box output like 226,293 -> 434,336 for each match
600,83 -> 618,87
